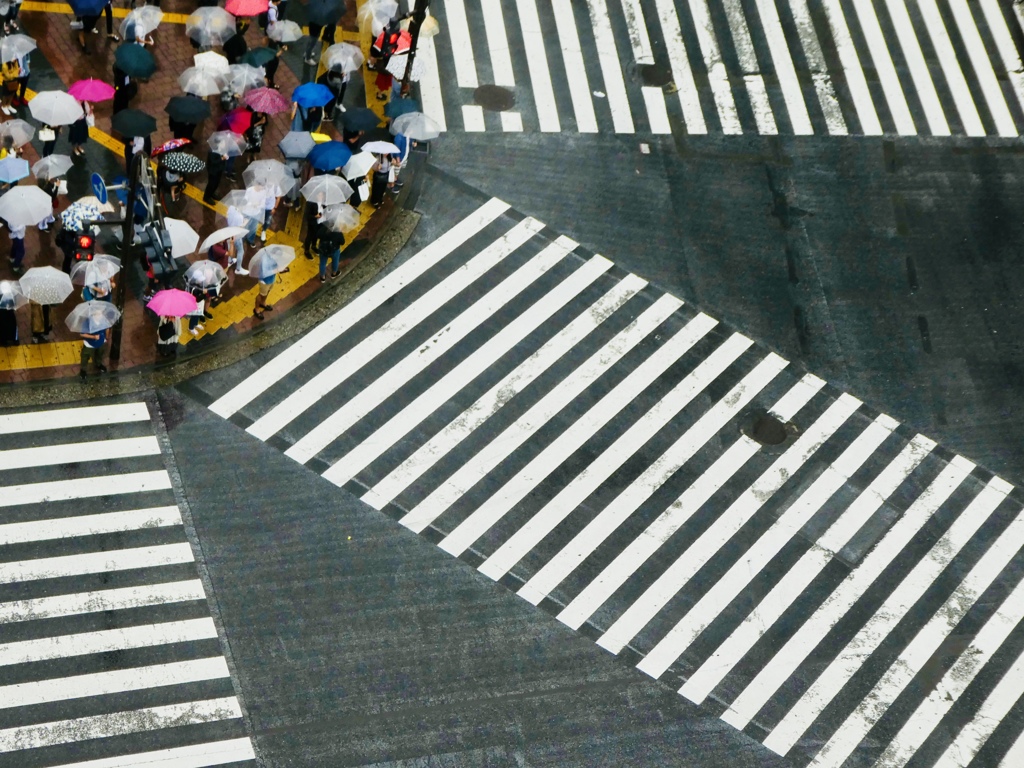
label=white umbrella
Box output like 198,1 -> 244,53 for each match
0,279 -> 27,309
76,194 -> 118,214
198,226 -> 249,254
65,300 -> 121,334
179,66 -> 226,97
247,244 -> 295,279
358,0 -> 399,35
323,43 -> 364,74
342,151 -> 376,180
186,7 -> 236,47
70,254 -> 122,286
267,20 -> 304,42
0,119 -> 34,146
0,34 -> 35,64
18,266 -> 73,305
321,203 -> 361,233
28,90 -> 84,126
390,111 -> 441,141
300,175 -> 353,205
362,140 -> 400,155
193,51 -> 230,74
208,130 -> 248,157
163,218 -> 200,258
227,63 -> 265,95
243,159 -> 293,191
32,154 -> 73,180
121,5 -> 163,38
184,259 -> 228,289
0,186 -> 53,227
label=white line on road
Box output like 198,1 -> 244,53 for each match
0,402 -> 150,435
0,470 -> 171,508
0,435 -> 162,471
0,543 -> 196,585
45,738 -> 256,768
0,581 -> 208,625
0,505 -> 181,545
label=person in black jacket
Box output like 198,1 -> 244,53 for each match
204,151 -> 226,204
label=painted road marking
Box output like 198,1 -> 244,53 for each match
0,435 -> 161,470
0,402 -> 150,434
45,738 -> 256,768
0,581 -> 208,624
0,505 -> 182,545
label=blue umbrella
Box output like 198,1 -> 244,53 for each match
307,141 -> 352,171
384,97 -> 419,119
69,0 -> 106,15
291,82 -> 334,108
0,157 -> 29,184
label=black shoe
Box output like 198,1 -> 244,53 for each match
263,304 -> 274,312
330,269 -> 341,278
203,311 -> 214,319
78,369 -> 87,380
97,364 -> 107,373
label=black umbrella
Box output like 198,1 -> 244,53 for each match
114,43 -> 157,79
241,47 -> 277,68
342,107 -> 382,132
112,109 -> 157,136
164,95 -> 211,123
306,0 -> 346,26
161,152 -> 206,174
384,96 -> 419,119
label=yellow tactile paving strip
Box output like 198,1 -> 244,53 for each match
2,0 -> 385,369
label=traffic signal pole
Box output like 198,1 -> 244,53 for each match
400,0 -> 428,97
109,151 -> 143,363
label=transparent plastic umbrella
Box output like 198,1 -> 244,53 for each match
66,300 -> 121,334
342,151 -> 376,180
28,90 -> 84,126
323,42 -> 364,74
208,130 -> 248,157
279,130 -> 315,159
0,119 -> 34,146
358,0 -> 399,35
0,280 -> 27,309
0,34 -> 35,64
300,174 -> 352,205
18,266 -> 73,305
227,64 -> 265,95
267,20 -> 304,43
247,244 -> 295,279
321,203 -> 360,233
0,186 -> 53,227
120,5 -> 163,39
184,259 -> 228,289
179,66 -> 226,97
243,159 -> 292,190
163,217 -> 199,258
193,51 -> 230,74
70,254 -> 122,286
390,111 -> 441,141
219,190 -> 262,217
198,226 -> 249,254
32,154 -> 73,180
186,7 -> 236,47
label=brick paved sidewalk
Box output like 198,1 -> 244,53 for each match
0,0 -> 400,385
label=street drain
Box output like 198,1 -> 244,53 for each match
748,413 -> 789,446
474,84 -> 516,111
639,63 -> 673,88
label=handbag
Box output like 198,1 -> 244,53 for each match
85,114 -> 95,127
158,321 -> 175,341
38,128 -> 55,142
357,182 -> 369,200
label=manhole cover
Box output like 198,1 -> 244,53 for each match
474,84 -> 516,111
750,413 -> 788,446
639,63 -> 672,87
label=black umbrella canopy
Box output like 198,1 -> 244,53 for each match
114,43 -> 157,79
305,0 -> 346,26
112,109 -> 157,136
165,95 -> 211,123
342,107 -> 381,132
161,152 -> 206,173
241,47 -> 277,68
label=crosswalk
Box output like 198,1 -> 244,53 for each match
206,197 -> 1024,766
414,0 -> 1024,136
0,402 -> 255,768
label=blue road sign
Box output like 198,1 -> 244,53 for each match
90,172 -> 108,206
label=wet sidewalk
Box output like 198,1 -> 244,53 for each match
0,0 -> 406,385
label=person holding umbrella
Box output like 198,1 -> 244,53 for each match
112,63 -> 133,114
66,300 -> 121,378
317,67 -> 348,119
204,150 -> 227,204
316,213 -> 345,282
68,102 -> 92,157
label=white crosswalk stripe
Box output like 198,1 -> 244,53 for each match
0,400 -> 254,767
205,198 -> 1024,767
420,0 -> 1024,136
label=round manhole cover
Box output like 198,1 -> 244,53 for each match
750,413 -> 788,446
474,84 -> 516,111
638,63 -> 673,87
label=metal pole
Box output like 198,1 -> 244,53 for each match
109,150 -> 142,362
400,0 -> 428,97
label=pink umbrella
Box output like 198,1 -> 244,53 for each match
67,79 -> 115,103
152,137 -> 192,157
147,288 -> 198,318
244,87 -> 290,115
225,0 -> 268,16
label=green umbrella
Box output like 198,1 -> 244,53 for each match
114,43 -> 157,79
241,47 -> 277,68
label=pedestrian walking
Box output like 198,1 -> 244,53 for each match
370,154 -> 391,207
78,326 -> 107,378
302,199 -> 320,257
156,314 -> 179,357
76,12 -> 101,54
40,124 -> 59,157
8,222 -> 25,274
317,68 -> 348,119
112,64 -> 135,114
0,304 -> 16,345
169,114 -> 198,141
0,56 -> 18,115
258,183 -> 280,241
123,134 -> 149,173
246,110 -> 267,156
69,101 -> 92,156
37,177 -> 61,231
304,20 -> 336,65
253,271 -> 276,319
4,0 -> 21,34
203,151 -> 226,204
14,52 -> 29,107
102,0 -> 119,41
29,301 -> 51,343
316,220 -> 344,282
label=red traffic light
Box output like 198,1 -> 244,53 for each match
77,235 -> 93,249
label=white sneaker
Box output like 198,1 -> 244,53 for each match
227,257 -> 237,267
235,267 -> 249,276
190,328 -> 199,336
260,230 -> 267,241
338,104 -> 346,113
